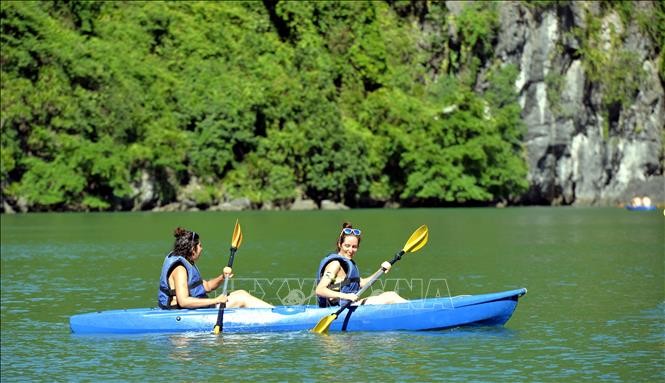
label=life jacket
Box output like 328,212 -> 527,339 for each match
316,253 -> 361,308
157,253 -> 208,309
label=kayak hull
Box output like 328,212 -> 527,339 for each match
70,288 -> 527,334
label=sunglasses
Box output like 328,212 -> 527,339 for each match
341,228 -> 361,236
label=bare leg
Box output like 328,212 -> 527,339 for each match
358,291 -> 407,305
226,289 -> 274,308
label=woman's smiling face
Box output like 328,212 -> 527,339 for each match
339,235 -> 359,259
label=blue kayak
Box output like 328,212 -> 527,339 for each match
70,288 -> 527,334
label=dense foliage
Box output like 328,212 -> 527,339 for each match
2,1 -> 535,211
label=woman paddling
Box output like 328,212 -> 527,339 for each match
315,222 -> 407,307
158,227 -> 273,309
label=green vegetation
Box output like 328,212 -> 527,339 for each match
0,1 -> 528,211
565,1 -> 664,141
11,1 -> 651,211
572,4 -> 645,111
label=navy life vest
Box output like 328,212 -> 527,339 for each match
157,253 -> 208,309
316,253 -> 361,308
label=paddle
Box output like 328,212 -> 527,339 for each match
213,219 -> 243,334
311,224 -> 429,334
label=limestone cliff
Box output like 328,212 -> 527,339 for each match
477,1 -> 664,205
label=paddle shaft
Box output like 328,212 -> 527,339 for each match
214,246 -> 237,333
331,250 -> 405,317
220,247 -> 237,296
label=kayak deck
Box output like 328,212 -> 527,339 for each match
70,288 -> 527,334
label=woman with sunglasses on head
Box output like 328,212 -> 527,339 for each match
158,227 -> 273,309
315,222 -> 407,308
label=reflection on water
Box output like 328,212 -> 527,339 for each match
167,333 -> 207,362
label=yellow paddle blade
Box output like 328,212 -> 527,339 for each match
213,325 -> 221,335
311,313 -> 337,334
403,225 -> 428,253
231,220 -> 243,249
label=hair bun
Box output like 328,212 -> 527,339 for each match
341,222 -> 353,229
174,227 -> 187,238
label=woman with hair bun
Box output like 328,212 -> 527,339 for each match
158,227 -> 273,309
314,222 -> 407,308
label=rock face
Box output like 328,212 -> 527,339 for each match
490,1 -> 664,205
131,170 -> 157,211
290,198 -> 318,211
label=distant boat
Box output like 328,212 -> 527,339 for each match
626,205 -> 656,211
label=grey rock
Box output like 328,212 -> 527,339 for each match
290,198 -> 318,211
384,201 -> 401,209
321,200 -> 350,210
153,202 -> 184,212
16,197 -> 28,213
212,197 -> 251,211
2,199 -> 15,214
131,170 -> 157,211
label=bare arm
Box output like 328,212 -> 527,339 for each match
203,266 -> 233,292
172,265 -> 226,309
315,261 -> 358,302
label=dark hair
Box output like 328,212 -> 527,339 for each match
172,227 -> 199,260
336,222 -> 361,252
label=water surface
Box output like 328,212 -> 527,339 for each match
1,208 -> 663,381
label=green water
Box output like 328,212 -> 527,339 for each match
1,208 -> 663,381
